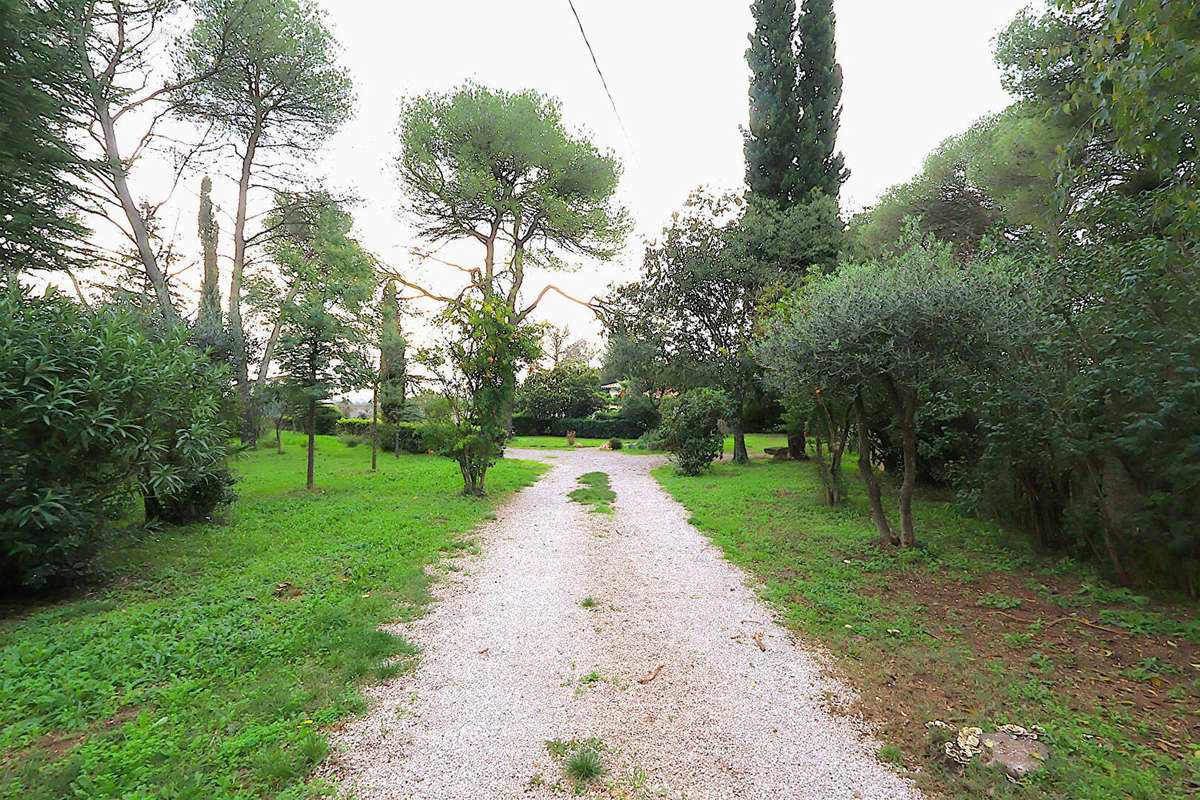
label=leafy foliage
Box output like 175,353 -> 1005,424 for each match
0,288 -> 232,590
417,299 -> 541,495
516,361 -> 604,419
658,388 -> 732,476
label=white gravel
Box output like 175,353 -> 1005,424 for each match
324,448 -> 923,800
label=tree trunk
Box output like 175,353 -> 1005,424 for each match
275,418 -> 283,454
81,50 -> 180,327
371,380 -> 378,472
787,431 -> 808,460
732,416 -> 749,465
306,397 -> 316,490
230,127 -> 262,447
897,387 -> 918,548
854,390 -> 894,546
254,284 -> 300,395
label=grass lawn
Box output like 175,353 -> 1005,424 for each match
655,458 -> 1199,800
0,432 -> 545,800
507,435 -> 661,454
722,432 -> 787,456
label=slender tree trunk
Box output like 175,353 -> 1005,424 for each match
854,390 -> 894,546
254,284 -> 300,394
275,418 -> 283,454
231,127 -> 262,447
884,376 -> 918,548
371,380 -> 378,472
306,397 -> 316,490
81,50 -> 180,327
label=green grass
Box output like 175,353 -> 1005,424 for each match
0,432 -> 546,800
654,458 -> 1199,800
509,435 -> 607,449
568,471 -> 616,514
721,432 -> 788,455
506,435 -> 663,454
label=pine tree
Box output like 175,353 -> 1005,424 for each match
795,0 -> 847,197
744,0 -> 803,203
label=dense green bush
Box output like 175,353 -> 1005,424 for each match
608,438 -> 624,450
658,388 -> 731,475
515,361 -> 605,419
618,391 -> 660,429
0,289 -> 234,590
510,415 -> 551,436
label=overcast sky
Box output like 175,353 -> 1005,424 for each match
301,0 -> 1032,346
64,1 -> 1035,362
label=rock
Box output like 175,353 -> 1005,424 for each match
979,732 -> 1049,780
763,446 -> 790,461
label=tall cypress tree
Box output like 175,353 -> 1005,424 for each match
744,0 -> 803,203
195,175 -> 223,349
378,279 -> 407,456
795,0 -> 847,197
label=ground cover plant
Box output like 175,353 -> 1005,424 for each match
569,472 -> 616,514
0,432 -> 544,800
654,458 -> 1200,800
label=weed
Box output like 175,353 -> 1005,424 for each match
580,596 -> 599,608
566,747 -> 606,782
977,592 -> 1023,609
878,743 -> 905,766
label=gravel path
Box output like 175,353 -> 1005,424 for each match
325,448 -> 922,800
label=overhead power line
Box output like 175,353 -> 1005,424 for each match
566,0 -> 636,156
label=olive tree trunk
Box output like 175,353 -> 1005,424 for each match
854,390 -> 895,546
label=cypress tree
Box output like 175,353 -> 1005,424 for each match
195,175 -> 223,348
379,280 -> 407,456
744,0 -> 803,203
795,0 -> 847,197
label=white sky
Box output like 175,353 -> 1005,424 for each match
63,0 -> 1035,365
306,0 -> 1032,346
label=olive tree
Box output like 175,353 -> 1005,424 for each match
758,237 -> 1024,546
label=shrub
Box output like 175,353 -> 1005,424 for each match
296,403 -> 341,436
0,289 -> 233,590
658,388 -> 731,476
516,362 -> 604,419
608,438 -> 623,450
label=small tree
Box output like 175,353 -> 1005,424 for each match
272,200 -> 374,489
416,299 -> 540,495
378,279 -> 408,457
659,388 -> 732,476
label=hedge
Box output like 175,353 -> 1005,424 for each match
510,415 -> 648,439
548,417 -> 647,439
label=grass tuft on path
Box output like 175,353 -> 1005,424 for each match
0,432 -> 545,800
569,472 -> 616,514
655,459 -> 1199,800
